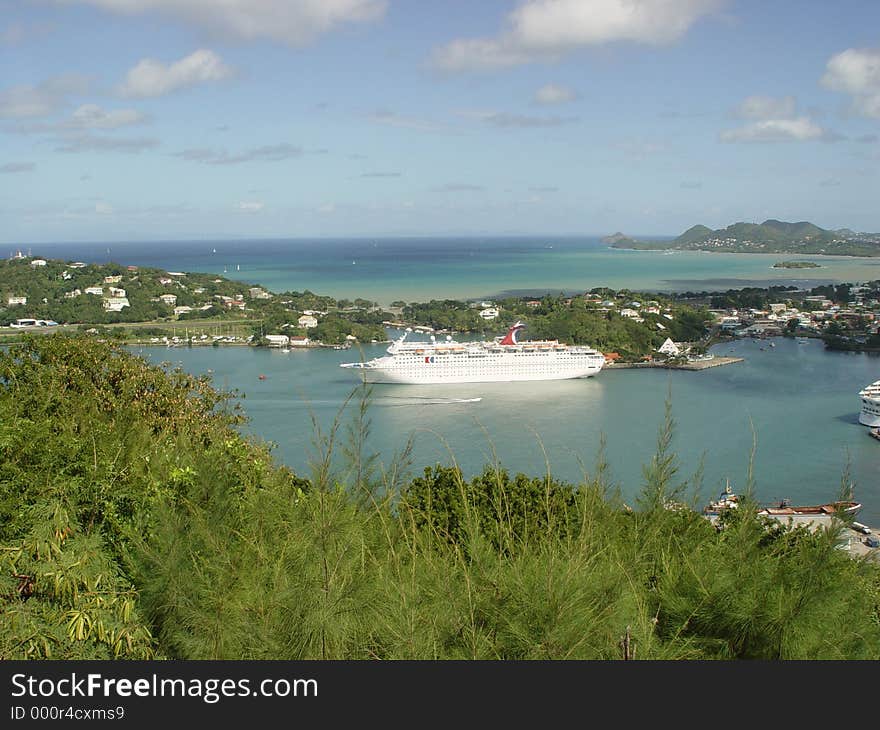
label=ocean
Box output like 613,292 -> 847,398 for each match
22,236 -> 880,305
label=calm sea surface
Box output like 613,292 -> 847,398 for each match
26,236 -> 880,304
135,337 -> 880,526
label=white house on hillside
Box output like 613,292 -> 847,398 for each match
103,297 -> 130,312
298,315 -> 318,329
479,307 -> 499,320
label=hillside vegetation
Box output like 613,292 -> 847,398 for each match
2,335 -> 879,660
609,220 -> 880,256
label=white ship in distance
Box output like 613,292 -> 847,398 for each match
859,380 -> 880,426
340,321 -> 605,384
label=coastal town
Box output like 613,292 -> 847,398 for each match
6,251 -> 880,365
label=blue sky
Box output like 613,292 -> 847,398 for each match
1,0 -> 878,242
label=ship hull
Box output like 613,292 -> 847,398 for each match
860,403 -> 880,426
343,362 -> 603,384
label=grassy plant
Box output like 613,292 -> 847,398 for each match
2,334 -> 879,660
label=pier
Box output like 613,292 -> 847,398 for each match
605,356 -> 744,371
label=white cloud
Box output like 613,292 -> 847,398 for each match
721,94 -> 835,143
534,83 -> 576,104
70,104 -> 147,129
821,48 -> 880,119
54,134 -> 160,153
432,0 -> 723,71
119,49 -> 232,98
175,143 -> 302,165
719,117 -> 825,143
59,0 -> 387,46
0,74 -> 90,119
236,201 -> 265,212
94,201 -> 114,215
458,109 -> 579,127
4,104 -> 147,134
733,95 -> 796,120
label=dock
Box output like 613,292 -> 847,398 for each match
605,356 -> 744,371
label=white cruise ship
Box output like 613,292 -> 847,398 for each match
340,322 -> 605,384
859,380 -> 880,426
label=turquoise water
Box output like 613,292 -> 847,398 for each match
31,237 -> 880,305
137,337 -> 880,525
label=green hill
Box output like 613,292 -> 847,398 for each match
677,224 -> 713,244
609,219 -> 880,256
676,219 -> 831,246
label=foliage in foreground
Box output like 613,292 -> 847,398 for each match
2,334 -> 879,660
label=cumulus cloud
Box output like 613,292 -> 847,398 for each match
534,83 -> 576,104
721,94 -> 835,142
119,49 -> 232,98
432,0 -> 723,71
733,95 -> 796,120
59,0 -> 386,46
175,143 -> 302,165
236,201 -> 265,212
821,48 -> 880,119
719,117 -> 826,143
0,162 -> 35,173
0,73 -> 90,119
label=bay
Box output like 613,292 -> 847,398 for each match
26,236 -> 880,305
136,337 -> 880,526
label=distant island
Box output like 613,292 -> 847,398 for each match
607,219 -> 880,257
772,260 -> 820,269
600,232 -> 634,245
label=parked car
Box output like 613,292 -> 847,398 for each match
865,536 -> 879,549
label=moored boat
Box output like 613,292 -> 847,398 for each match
340,321 -> 604,384
703,486 -> 861,518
